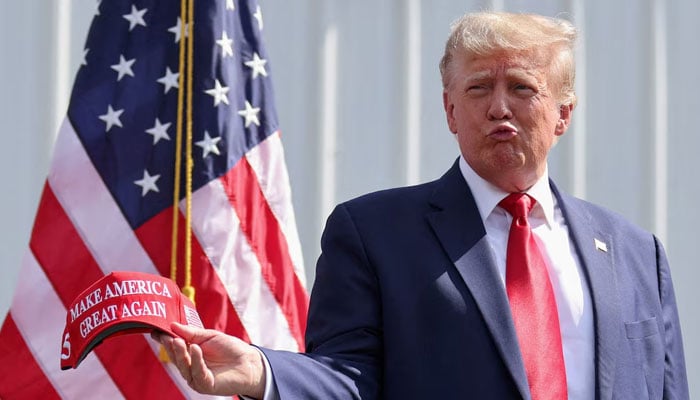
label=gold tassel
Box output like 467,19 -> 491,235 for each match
159,344 -> 171,362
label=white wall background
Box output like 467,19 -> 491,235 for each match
1,0 -> 697,395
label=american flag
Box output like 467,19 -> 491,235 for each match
0,0 -> 308,398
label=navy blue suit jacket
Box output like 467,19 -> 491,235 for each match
262,160 -> 688,399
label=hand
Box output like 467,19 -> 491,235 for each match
151,323 -> 265,398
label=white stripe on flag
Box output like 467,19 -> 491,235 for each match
12,251 -> 124,399
245,132 -> 307,288
190,178 -> 298,350
48,118 -> 157,274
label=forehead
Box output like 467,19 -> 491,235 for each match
457,51 -> 549,81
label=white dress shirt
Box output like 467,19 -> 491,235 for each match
459,156 -> 594,400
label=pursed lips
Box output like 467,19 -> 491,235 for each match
488,124 -> 518,141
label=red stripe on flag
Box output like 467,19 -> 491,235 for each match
0,315 -> 62,400
222,157 -> 308,350
135,206 -> 251,340
29,184 -> 185,400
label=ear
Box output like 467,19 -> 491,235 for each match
443,90 -> 458,133
555,103 -> 573,136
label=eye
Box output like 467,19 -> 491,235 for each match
513,83 -> 536,96
466,84 -> 488,96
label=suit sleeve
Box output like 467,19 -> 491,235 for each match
258,204 -> 383,399
655,237 -> 690,399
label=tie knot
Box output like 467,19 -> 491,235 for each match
499,193 -> 535,218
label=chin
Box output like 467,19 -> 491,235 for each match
491,151 -> 526,171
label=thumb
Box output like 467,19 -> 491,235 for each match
169,322 -> 214,344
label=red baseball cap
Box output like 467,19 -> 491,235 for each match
60,271 -> 204,370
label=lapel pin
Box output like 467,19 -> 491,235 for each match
594,238 -> 608,252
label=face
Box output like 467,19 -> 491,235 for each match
443,50 -> 572,192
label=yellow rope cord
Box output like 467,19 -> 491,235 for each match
169,0 -> 188,283
181,0 -> 195,303
161,0 -> 190,363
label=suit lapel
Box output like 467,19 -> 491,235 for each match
426,162 -> 530,400
552,184 -> 621,400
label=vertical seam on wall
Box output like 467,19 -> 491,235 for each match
320,14 -> 338,222
53,1 -> 72,150
405,0 -> 421,185
572,0 -> 588,199
652,0 -> 668,243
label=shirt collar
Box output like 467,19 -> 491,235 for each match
458,156 -> 555,227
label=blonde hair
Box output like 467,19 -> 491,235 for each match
439,12 -> 577,106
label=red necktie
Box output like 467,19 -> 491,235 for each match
499,193 -> 567,400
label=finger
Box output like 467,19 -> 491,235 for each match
188,343 -> 213,392
169,337 -> 194,384
170,322 -> 213,344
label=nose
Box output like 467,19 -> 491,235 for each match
487,89 -> 513,120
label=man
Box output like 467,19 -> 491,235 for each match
154,11 -> 689,399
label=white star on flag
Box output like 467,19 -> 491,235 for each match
195,131 -> 222,158
111,55 -> 136,81
98,105 -> 124,132
146,118 -> 171,144
168,17 -> 187,43
216,31 -> 234,58
226,0 -> 235,10
238,100 -> 261,127
157,67 -> 179,93
205,79 -> 230,106
253,5 -> 264,30
134,170 -> 160,196
123,5 -> 147,31
244,53 -> 268,79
